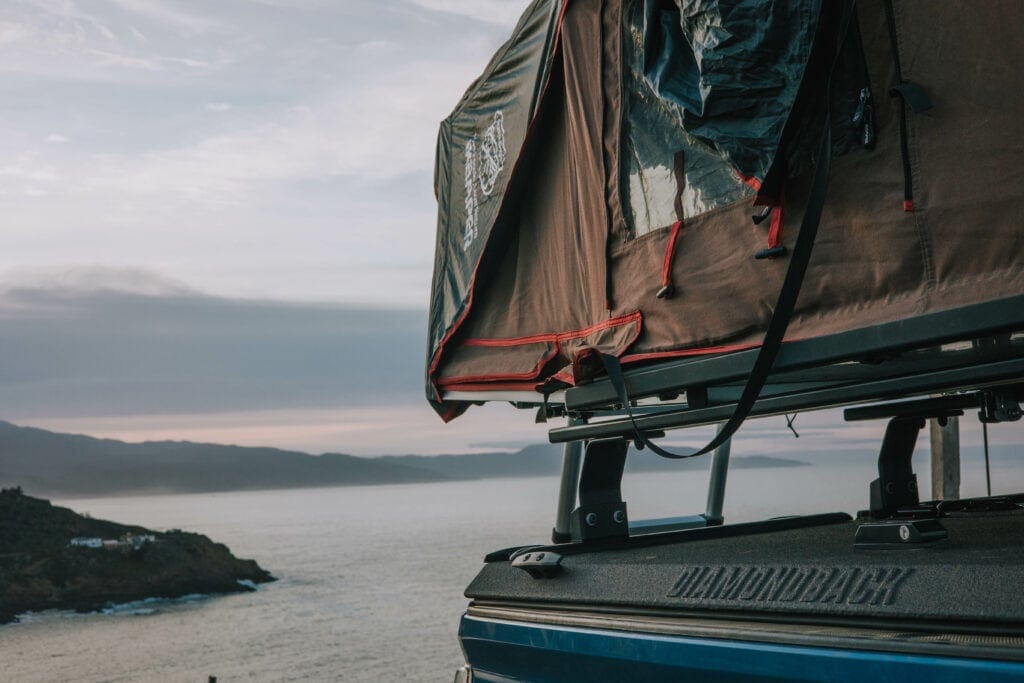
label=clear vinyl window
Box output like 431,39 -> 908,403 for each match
620,0 -> 753,239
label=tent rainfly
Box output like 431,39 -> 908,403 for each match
426,0 -> 1024,421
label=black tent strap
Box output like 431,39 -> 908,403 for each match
882,0 -> 932,209
599,116 -> 834,459
591,1 -> 864,460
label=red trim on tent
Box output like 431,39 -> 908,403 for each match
737,171 -> 786,248
737,173 -> 762,192
438,311 -> 643,387
620,341 -> 761,363
767,184 -> 786,249
439,333 -> 815,396
439,381 -> 547,393
428,0 -> 571,412
549,369 -> 575,385
437,348 -> 560,386
461,311 -> 642,348
660,220 -> 684,293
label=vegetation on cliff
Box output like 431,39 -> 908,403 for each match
0,488 -> 274,624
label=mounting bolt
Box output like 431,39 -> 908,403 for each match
899,525 -> 910,541
585,512 -> 598,527
613,510 -> 625,524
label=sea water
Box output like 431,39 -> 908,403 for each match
3,459 -> 1022,682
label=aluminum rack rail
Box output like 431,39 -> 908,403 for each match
550,296 -> 1024,444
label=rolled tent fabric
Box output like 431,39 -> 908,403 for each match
426,0 -> 1024,420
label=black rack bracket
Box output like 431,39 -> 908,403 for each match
843,397 -> 971,547
570,438 -> 630,543
868,415 -> 928,514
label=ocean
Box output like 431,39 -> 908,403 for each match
3,458 -> 1022,682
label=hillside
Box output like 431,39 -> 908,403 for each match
0,420 -> 808,499
0,420 -> 446,498
0,488 -> 273,624
382,444 -> 808,478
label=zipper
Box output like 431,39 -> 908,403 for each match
852,86 -> 876,150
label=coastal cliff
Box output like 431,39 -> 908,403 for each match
0,488 -> 274,624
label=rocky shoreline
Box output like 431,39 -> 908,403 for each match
0,488 -> 274,624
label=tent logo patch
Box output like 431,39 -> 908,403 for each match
463,111 -> 507,251
478,111 -> 506,196
463,138 -> 479,251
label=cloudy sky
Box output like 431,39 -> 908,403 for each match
0,0 -> 562,454
1,1 -> 1019,475
1,0 -> 531,305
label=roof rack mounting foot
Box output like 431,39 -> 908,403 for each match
569,438 -> 630,543
868,415 -> 928,516
847,403 -> 967,547
844,394 -> 969,518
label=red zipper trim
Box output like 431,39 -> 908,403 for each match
660,220 -> 684,290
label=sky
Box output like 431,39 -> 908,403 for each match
0,0 -> 1020,467
1,0 -> 530,305
0,0 -> 556,454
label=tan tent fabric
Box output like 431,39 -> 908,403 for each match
428,0 -> 1024,418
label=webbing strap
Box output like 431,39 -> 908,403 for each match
600,118 -> 834,459
883,0 -> 931,211
595,0 -> 860,459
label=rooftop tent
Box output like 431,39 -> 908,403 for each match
427,0 -> 1024,420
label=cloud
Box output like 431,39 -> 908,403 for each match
45,133 -> 70,143
0,153 -> 57,181
0,275 -> 427,416
0,264 -> 198,300
0,0 -> 230,81
82,58 -> 485,202
87,48 -> 161,70
0,20 -> 33,46
0,153 -> 59,197
0,271 -> 561,454
407,0 -> 533,27
0,0 -> 525,308
100,0 -> 218,35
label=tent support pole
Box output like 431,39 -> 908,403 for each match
552,415 -> 585,543
704,423 -> 731,525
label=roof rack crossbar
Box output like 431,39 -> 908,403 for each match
565,296 -> 1024,411
550,356 -> 1024,443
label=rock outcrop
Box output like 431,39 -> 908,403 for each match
0,488 -> 274,624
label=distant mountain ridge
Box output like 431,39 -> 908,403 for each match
0,420 -> 445,498
0,420 -> 808,498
